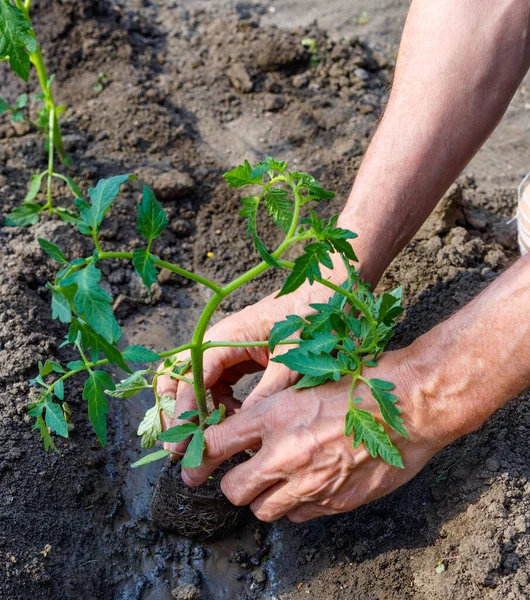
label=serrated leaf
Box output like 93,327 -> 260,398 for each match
347,406 -> 403,468
272,350 -> 343,380
239,196 -> 282,268
178,409 -> 199,420
55,207 -> 82,225
207,404 -> 226,425
138,404 -> 162,449
27,402 -> 44,418
105,371 -> 149,399
132,248 -> 159,290
0,0 -> 37,81
137,185 -> 168,243
122,345 -> 160,363
131,449 -> 171,468
298,332 -> 339,355
2,202 -> 42,227
83,370 -> 114,445
224,160 -> 263,187
25,171 -> 46,203
62,262 -> 120,344
370,385 -> 409,438
160,395 -> 175,419
76,174 -> 136,234
33,416 -> 57,452
277,245 -> 323,296
38,238 -> 67,264
158,422 -> 198,443
51,288 -> 72,323
370,379 -> 395,391
44,398 -> 68,437
294,373 -> 333,389
269,315 -> 307,351
53,378 -> 64,400
182,429 -> 205,468
68,319 -> 130,373
264,188 -> 293,233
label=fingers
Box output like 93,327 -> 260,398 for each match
286,503 -> 330,523
220,453 -> 282,506
243,360 -> 299,410
181,406 -> 263,486
249,481 -> 307,522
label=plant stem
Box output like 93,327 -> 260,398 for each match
43,108 -> 54,214
202,339 -> 301,350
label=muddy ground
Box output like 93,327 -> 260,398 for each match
1,1 -> 530,599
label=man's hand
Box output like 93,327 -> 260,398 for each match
177,346 -> 449,522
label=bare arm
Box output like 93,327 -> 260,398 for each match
338,0 -> 530,285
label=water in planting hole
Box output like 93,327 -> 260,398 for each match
105,289 -> 283,599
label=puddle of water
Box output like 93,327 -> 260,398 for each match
107,289 -> 282,599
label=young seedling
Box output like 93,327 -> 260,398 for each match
1,0 -> 81,225
28,158 -> 407,472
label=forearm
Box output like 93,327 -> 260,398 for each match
407,254 -> 530,445
339,0 -> 530,286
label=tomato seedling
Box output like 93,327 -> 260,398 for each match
0,0 -> 81,224
28,158 -> 407,470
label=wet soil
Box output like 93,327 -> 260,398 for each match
1,1 -> 529,599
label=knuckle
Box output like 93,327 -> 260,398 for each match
220,476 -> 245,506
287,511 -> 307,524
251,505 -> 277,523
204,425 -> 225,460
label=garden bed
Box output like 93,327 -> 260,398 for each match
1,2 -> 529,599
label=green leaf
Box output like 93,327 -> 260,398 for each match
83,370 -> 114,445
207,404 -> 226,425
122,345 -> 160,363
51,288 -> 72,323
160,395 -> 175,419
375,288 -> 404,325
61,176 -> 82,198
370,379 -> 395,391
182,429 -> 206,468
178,409 -> 199,420
137,404 -> 163,449
132,248 -> 159,290
224,160 -> 263,187
53,378 -> 64,400
75,174 -> 136,234
55,207 -> 82,225
158,422 -> 198,443
131,449 -> 171,468
44,398 -> 68,437
0,97 -> 11,114
370,385 -> 409,438
66,360 -> 85,371
62,262 -> 120,344
68,319 -> 130,373
0,0 -> 37,81
16,92 -> 27,109
33,416 -> 57,452
105,370 -> 149,399
272,350 -> 342,380
269,315 -> 306,351
299,332 -> 339,355
277,244 -> 324,296
264,188 -> 293,233
38,238 -> 67,264
239,196 -> 282,268
294,373 -> 333,389
137,186 -> 168,243
24,171 -> 46,203
346,406 -> 403,468
2,202 -> 42,227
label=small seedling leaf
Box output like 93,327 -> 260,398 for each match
53,378 -> 64,401
132,248 -> 159,290
83,370 -> 114,445
0,0 -> 37,81
269,315 -> 306,351
51,288 -> 72,323
69,319 -> 130,373
122,345 -> 160,363
131,449 -> 171,468
137,186 -> 168,243
158,422 -> 198,443
264,188 -> 293,233
38,238 -> 67,264
106,371 -> 149,399
272,350 -> 342,380
207,404 -> 226,425
160,395 -> 175,419
25,172 -> 47,203
44,398 -> 68,437
224,160 -> 263,187
33,416 -> 57,452
182,429 -> 205,468
178,409 -> 199,420
370,385 -> 409,438
2,202 -> 42,227
138,404 -> 163,449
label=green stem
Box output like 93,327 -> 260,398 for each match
202,339 -> 301,350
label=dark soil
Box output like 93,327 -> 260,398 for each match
1,1 -> 529,599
